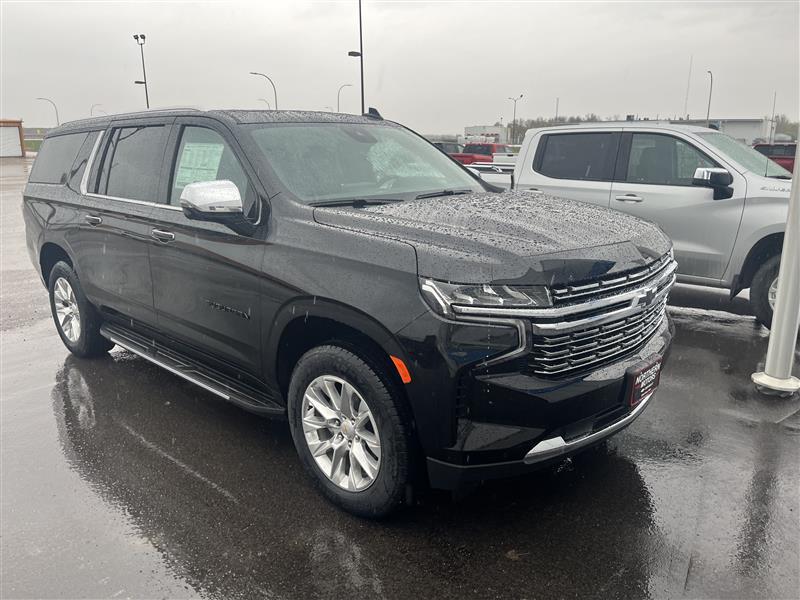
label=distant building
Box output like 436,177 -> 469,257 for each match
669,118 -> 769,145
464,125 -> 508,144
0,119 -> 25,157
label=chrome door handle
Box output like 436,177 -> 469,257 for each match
84,215 -> 102,226
615,194 -> 643,203
151,229 -> 175,242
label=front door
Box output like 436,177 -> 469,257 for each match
147,118 -> 266,375
610,131 -> 745,280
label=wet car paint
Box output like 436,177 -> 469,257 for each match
3,158 -> 799,599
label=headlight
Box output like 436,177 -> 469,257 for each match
420,278 -> 552,316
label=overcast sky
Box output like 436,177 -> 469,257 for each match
1,1 -> 798,133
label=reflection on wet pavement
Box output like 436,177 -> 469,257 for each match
2,310 -> 797,599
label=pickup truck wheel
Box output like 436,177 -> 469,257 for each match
288,345 -> 410,518
48,262 -> 114,358
750,255 -> 781,329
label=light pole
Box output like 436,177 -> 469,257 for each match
508,94 -> 523,144
90,103 -> 103,116
36,97 -> 59,125
250,72 -> 278,110
133,34 -> 149,109
705,70 -> 713,128
555,97 -> 559,123
257,98 -> 271,109
348,0 -> 365,115
337,84 -> 353,112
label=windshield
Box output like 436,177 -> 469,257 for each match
698,132 -> 792,178
246,123 -> 485,203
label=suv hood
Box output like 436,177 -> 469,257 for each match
314,191 -> 672,285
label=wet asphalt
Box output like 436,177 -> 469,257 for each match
1,157 -> 798,599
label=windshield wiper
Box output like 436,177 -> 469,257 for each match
309,198 -> 404,208
415,189 -> 473,200
769,175 -> 792,180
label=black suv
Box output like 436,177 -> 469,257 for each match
24,109 -> 675,517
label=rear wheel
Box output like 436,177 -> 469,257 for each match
750,254 -> 780,329
288,345 -> 411,518
48,262 -> 114,357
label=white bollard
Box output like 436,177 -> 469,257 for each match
752,140 -> 800,395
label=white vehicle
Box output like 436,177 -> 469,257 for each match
477,122 -> 793,327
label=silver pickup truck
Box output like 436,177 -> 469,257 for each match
471,122 -> 793,327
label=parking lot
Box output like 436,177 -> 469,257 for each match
1,156 -> 798,599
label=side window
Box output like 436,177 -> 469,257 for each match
96,126 -> 166,201
67,131 -> 100,190
170,126 -> 254,213
536,133 -> 618,181
28,132 -> 88,184
627,133 -> 715,186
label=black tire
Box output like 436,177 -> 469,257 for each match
750,254 -> 780,329
48,261 -> 114,358
287,345 -> 411,518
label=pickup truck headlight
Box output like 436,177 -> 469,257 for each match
420,278 -> 552,316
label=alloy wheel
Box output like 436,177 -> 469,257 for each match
301,375 -> 381,491
54,277 -> 81,342
768,277 -> 778,311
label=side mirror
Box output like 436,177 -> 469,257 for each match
180,180 -> 243,216
180,180 -> 256,235
692,167 -> 733,188
692,167 -> 734,200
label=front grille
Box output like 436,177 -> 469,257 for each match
529,296 -> 666,377
550,251 -> 673,305
528,252 -> 675,378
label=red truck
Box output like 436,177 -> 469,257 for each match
450,142 -> 514,165
753,142 -> 796,173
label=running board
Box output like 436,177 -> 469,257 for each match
100,323 -> 284,416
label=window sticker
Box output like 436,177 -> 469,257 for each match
175,142 -> 224,189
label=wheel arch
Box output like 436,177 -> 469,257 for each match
39,242 -> 74,286
267,298 -> 412,403
731,232 -> 784,297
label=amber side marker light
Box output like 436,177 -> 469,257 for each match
390,355 -> 412,384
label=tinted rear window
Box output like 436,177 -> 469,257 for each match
29,133 -> 88,184
464,144 -> 492,155
537,133 -> 618,181
96,126 -> 166,201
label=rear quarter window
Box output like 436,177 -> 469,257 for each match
28,132 -> 89,184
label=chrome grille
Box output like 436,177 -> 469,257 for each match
529,252 -> 675,378
551,251 -> 674,305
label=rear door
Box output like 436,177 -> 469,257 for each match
610,130 -> 746,280
519,130 -> 621,206
147,117 -> 267,376
76,118 -> 173,327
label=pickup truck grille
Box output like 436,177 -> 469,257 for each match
528,252 -> 675,378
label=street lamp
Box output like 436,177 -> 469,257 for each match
705,70 -> 713,128
36,97 -> 59,126
133,34 -> 150,109
250,72 -> 278,110
337,84 -> 353,112
348,0 -> 365,115
508,94 -> 523,144
257,98 -> 271,109
90,103 -> 103,116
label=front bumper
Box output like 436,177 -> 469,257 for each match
413,315 -> 673,490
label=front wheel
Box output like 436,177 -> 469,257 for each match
288,345 -> 411,518
750,254 -> 780,329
